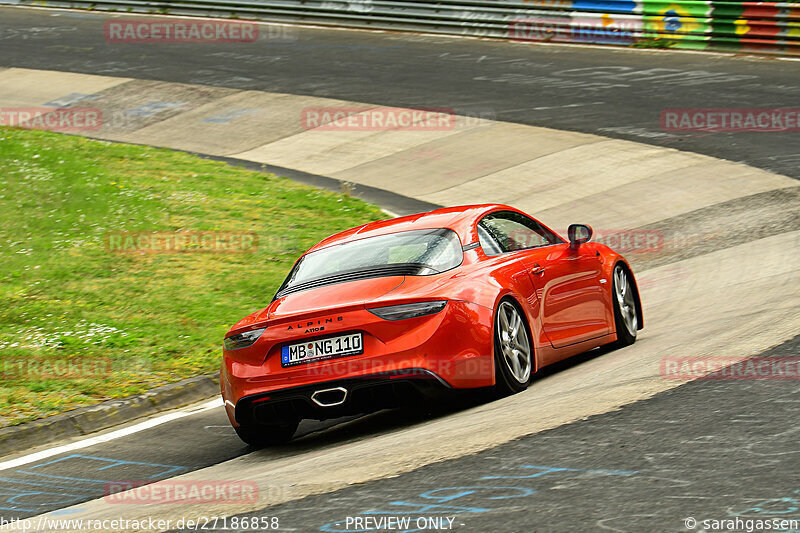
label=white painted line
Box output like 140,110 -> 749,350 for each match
0,398 -> 222,472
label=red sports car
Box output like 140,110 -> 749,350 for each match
221,204 -> 642,445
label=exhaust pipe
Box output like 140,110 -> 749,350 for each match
311,387 -> 348,407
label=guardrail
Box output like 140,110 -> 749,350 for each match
3,0 -> 799,55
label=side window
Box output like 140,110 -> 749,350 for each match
478,211 -> 561,254
477,225 -> 503,256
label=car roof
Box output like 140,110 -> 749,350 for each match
307,203 -> 515,252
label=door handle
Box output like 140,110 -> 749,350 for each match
530,263 -> 545,275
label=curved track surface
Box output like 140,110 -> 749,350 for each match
1,7 -> 799,179
1,7 -> 799,532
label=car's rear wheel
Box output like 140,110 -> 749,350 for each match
234,420 -> 298,447
494,299 -> 533,395
611,264 -> 639,347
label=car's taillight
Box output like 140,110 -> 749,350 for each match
368,301 -> 447,321
223,327 -> 266,350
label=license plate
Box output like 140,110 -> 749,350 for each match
281,332 -> 363,367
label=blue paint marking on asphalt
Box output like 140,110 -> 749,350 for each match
321,465 -> 638,532
0,455 -> 186,514
481,464 -> 637,480
710,500 -> 800,533
0,477 -> 96,492
418,486 -> 535,502
202,108 -> 261,124
371,502 -> 490,514
724,490 -> 800,533
124,101 -> 186,118
0,487 -> 87,513
22,454 -> 186,479
43,93 -> 101,108
733,493 -> 800,515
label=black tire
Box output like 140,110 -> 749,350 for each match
611,263 -> 639,348
234,420 -> 298,447
493,298 -> 534,396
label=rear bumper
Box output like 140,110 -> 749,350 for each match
234,368 -> 450,425
220,300 -> 495,426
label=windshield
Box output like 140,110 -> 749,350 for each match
276,228 -> 463,297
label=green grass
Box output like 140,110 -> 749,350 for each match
0,127 -> 385,426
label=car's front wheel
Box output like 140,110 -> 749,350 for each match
611,264 -> 639,347
493,299 -> 533,395
234,420 -> 298,447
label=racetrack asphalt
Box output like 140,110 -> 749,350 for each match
175,334 -> 800,533
0,7 -> 799,180
1,7 -> 800,531
6,334 -> 800,529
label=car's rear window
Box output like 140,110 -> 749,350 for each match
277,228 -> 463,296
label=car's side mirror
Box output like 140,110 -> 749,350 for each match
568,224 -> 593,248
